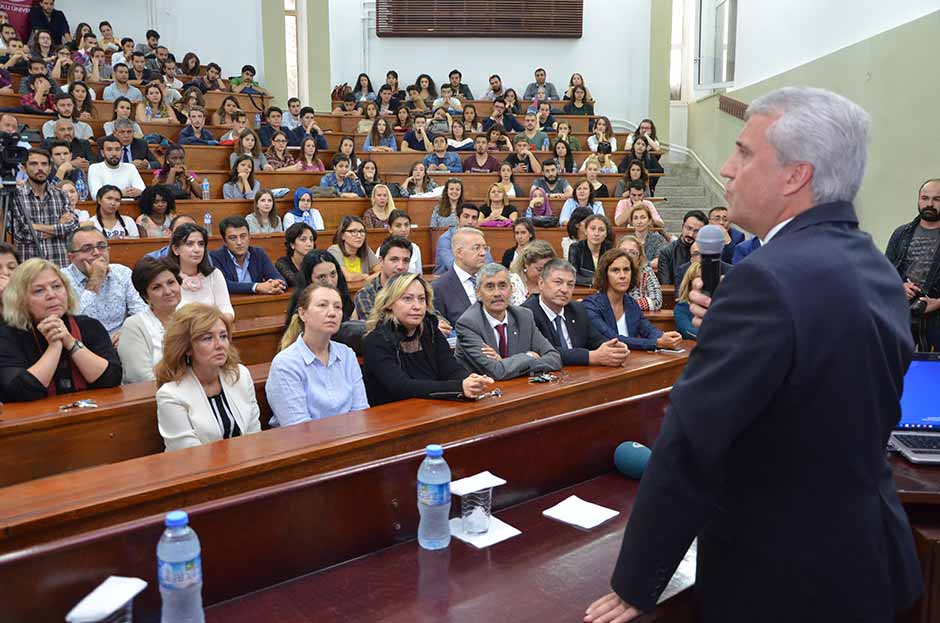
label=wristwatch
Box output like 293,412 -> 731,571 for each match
67,340 -> 85,355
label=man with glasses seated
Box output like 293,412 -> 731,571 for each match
432,225 -> 492,327
657,210 -> 707,285
61,226 -> 148,346
433,203 -> 494,275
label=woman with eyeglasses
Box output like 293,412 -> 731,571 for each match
327,216 -> 378,287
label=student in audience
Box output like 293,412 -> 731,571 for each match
154,303 -> 259,451
524,258 -> 630,367
21,74 -> 55,112
433,203 -> 492,274
455,262 -> 561,380
584,249 -> 683,351
41,94 -> 91,141
2,38 -> 31,75
337,135 -> 362,170
403,84 -> 427,113
583,158 -> 611,197
136,185 -> 177,237
432,226 -> 489,325
430,178 -> 464,228
18,57 -> 58,96
287,106 -> 328,149
432,84 -> 462,114
531,159 -> 573,201
91,185 -> 140,239
505,136 -> 543,174
552,139 -> 576,174
672,259 -> 700,340
104,98 -> 143,139
222,154 -> 260,200
614,159 -> 650,197
375,84 -> 398,116
212,96 -> 240,127
257,106 -> 288,148
886,178 -> 940,351
356,100 -> 380,134
28,1 -> 71,45
352,72 -> 375,102
283,186 -> 324,230
399,161 -> 437,197
502,218 -> 536,268
48,139 -> 87,192
617,234 -> 663,312
624,118 -> 662,155
179,51 -> 200,76
587,116 -> 616,152
705,205 -> 744,262
102,63 -> 143,102
135,82 -> 176,125
192,61 -> 228,92
90,47 -> 112,81
427,105 -> 452,136
559,179 -> 604,225
145,214 -> 196,260
286,250 -> 354,322
508,239 -> 555,304
568,213 -> 613,287
320,154 -> 365,198
70,35 -> 95,73
88,135 -> 146,198
0,23 -> 17,52
11,149 -> 77,266
167,223 -> 234,318
127,51 -> 158,84
393,106 -> 412,132
461,104 -> 483,133
363,273 -> 491,405
400,113 -> 433,153
480,183 -> 518,225
447,122 -> 473,152
257,131 -> 293,170
178,106 -> 218,145
152,144 -> 199,200
554,120 -> 581,152
563,85 -> 594,116
657,209 -> 706,285
357,159 -> 383,199
62,225 -> 147,343
482,97 -> 524,133
105,117 -> 160,170
245,189 -> 282,234
362,183 -> 396,229
294,136 -> 326,172
582,146 -> 618,176
57,180 -> 89,224
328,215 -> 378,287
388,209 -> 422,274
625,135 -> 664,194
282,96 -> 302,129
415,73 -> 437,106
134,29 -> 159,57
0,258 -> 122,402
354,236 -> 412,319
267,283 -> 369,426
385,70 -> 405,101
66,79 -> 96,121
229,128 -> 272,171
462,135 -> 500,173
41,118 -> 95,164
423,134 -> 462,173
275,222 -> 317,287
526,187 -> 553,219
621,200 -> 667,270
218,110 -> 247,144
482,74 -> 505,101
209,215 -> 286,296
334,94 -> 359,116
110,37 -> 134,67
516,113 -> 550,151
560,207 -> 592,259
524,68 -> 559,100
98,21 -> 119,51
447,69 -> 473,99
491,162 -> 520,199
229,64 -> 269,95
364,117 -> 397,152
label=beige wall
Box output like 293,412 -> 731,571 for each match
261,2 -> 289,105
648,0 -> 672,143
687,10 -> 940,248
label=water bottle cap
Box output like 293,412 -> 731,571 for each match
425,444 -> 443,457
165,510 -> 189,527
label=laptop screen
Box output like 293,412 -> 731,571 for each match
898,357 -> 940,430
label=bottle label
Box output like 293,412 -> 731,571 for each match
417,480 -> 450,506
158,554 -> 202,590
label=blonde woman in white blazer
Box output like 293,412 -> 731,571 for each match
155,303 -> 261,451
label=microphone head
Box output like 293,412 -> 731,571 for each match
696,224 -> 726,256
614,441 -> 651,479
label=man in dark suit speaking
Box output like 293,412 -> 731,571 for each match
585,87 -> 923,622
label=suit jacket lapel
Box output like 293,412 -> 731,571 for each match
476,304 -> 496,348
507,308 -> 520,353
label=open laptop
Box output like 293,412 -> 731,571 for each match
890,352 -> 940,464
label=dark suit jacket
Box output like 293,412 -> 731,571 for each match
209,245 -> 285,295
523,295 -> 606,366
287,125 -> 329,149
431,266 -> 472,326
42,137 -> 98,164
721,227 -> 746,263
610,201 -> 923,621
95,137 -> 160,169
582,291 -> 662,351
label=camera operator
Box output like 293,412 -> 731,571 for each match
886,178 -> 940,351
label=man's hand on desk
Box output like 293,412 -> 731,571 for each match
584,592 -> 640,623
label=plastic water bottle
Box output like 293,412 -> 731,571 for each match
157,510 -> 204,623
302,210 -> 313,227
75,175 -> 88,201
417,444 -> 451,550
201,177 -> 210,201
203,211 -> 212,234
525,204 -> 533,219
254,112 -> 262,128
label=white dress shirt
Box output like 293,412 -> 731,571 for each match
760,217 -> 795,246
483,308 -> 509,348
454,264 -> 478,305
539,298 -> 572,348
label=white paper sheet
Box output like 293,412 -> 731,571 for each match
449,516 -> 521,549
450,471 -> 507,496
65,576 -> 147,623
541,495 -> 620,529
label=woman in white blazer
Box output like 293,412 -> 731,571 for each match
154,303 -> 261,451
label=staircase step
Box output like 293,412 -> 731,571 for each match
656,186 -> 705,197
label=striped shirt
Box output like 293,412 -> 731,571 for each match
11,182 -> 78,267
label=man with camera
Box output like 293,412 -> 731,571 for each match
886,178 -> 940,351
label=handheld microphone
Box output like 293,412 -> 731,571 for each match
696,224 -> 726,297
614,441 -> 651,479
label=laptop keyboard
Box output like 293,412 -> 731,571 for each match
894,434 -> 940,452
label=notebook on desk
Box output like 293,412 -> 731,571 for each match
890,352 -> 940,464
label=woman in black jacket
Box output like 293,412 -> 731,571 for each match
567,214 -> 614,287
361,273 -> 493,406
0,258 -> 122,402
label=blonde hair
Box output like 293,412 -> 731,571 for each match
2,259 -> 78,330
278,284 -> 340,351
366,273 -> 435,332
369,183 -> 397,219
615,233 -> 648,269
509,239 -> 556,281
154,303 -> 240,385
677,261 -> 701,303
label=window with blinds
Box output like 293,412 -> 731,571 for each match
376,0 -> 584,38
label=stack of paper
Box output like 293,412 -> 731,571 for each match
65,576 -> 147,623
542,495 -> 619,529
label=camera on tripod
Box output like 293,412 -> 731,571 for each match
0,131 -> 28,180
911,298 -> 928,317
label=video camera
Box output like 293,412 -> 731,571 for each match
0,131 -> 28,181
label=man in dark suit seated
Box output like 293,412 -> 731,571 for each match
455,262 -> 561,380
585,86 -> 922,623
523,259 -> 629,366
708,206 -> 746,262
431,226 -> 489,327
209,216 -> 286,295
97,118 -> 159,171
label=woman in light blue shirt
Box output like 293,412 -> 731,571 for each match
558,179 -> 605,225
265,283 -> 369,427
363,117 -> 397,152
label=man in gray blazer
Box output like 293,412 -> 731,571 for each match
455,263 -> 561,380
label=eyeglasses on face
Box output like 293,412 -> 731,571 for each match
72,242 -> 108,254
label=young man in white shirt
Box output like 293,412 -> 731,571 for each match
87,135 -> 145,198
